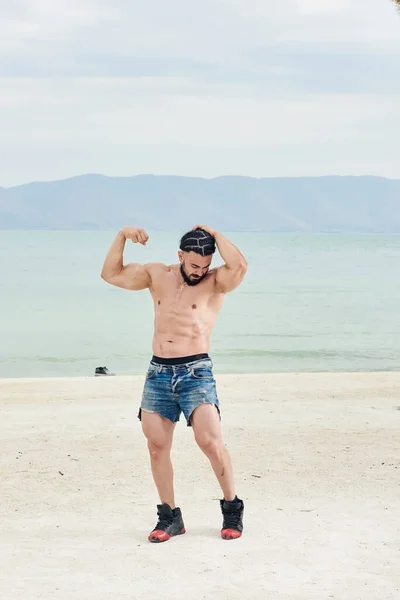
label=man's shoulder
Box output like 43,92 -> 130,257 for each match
145,262 -> 176,283
206,267 -> 220,284
144,262 -> 170,274
203,268 -> 222,293
145,263 -> 177,293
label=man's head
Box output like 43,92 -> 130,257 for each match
178,228 -> 216,286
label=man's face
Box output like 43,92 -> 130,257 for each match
179,250 -> 212,286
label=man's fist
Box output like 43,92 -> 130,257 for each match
121,226 -> 149,245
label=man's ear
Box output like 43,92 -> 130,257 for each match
178,250 -> 184,263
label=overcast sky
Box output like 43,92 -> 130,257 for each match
1,0 -> 399,186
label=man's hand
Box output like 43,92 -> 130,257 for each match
121,226 -> 149,246
192,224 -> 216,237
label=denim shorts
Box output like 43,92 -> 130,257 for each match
138,354 -> 220,427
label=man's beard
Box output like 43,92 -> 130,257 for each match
180,264 -> 207,286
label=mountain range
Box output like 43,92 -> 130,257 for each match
0,174 -> 399,232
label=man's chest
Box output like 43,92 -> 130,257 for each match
155,286 -> 208,311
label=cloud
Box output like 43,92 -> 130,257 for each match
0,0 -> 399,185
2,0 -> 399,79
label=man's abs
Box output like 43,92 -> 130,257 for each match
152,333 -> 210,358
148,264 -> 223,358
152,309 -> 214,358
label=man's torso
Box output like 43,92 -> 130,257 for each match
146,264 -> 224,358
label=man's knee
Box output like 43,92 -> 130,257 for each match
195,433 -> 224,459
147,437 -> 171,461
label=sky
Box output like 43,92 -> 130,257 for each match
1,0 -> 400,187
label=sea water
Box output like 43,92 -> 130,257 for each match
1,231 -> 399,378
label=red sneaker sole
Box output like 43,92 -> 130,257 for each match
221,529 -> 242,540
148,528 -> 186,543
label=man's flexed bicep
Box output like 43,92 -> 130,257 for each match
215,263 -> 247,293
104,262 -> 152,291
100,226 -> 152,291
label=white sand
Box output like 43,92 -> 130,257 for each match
1,372 -> 399,600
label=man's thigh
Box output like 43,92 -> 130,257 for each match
190,403 -> 222,446
140,410 -> 176,447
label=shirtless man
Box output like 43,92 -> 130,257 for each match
100,224 -> 247,542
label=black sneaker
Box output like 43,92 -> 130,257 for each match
148,503 -> 186,543
220,497 -> 244,540
95,366 -> 115,376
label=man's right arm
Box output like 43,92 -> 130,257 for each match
100,227 -> 151,291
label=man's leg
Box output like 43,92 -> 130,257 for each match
190,404 -> 236,501
190,403 -> 244,540
141,411 -> 176,507
141,410 -> 185,543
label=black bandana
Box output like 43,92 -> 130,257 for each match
179,229 -> 216,257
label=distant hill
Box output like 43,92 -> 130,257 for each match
0,174 -> 399,232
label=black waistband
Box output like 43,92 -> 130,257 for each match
151,353 -> 209,366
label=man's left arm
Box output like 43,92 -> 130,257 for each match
193,225 -> 247,293
214,231 -> 247,292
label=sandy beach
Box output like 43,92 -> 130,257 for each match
1,372 -> 399,600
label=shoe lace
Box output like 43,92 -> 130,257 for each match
223,508 -> 241,529
154,514 -> 173,531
